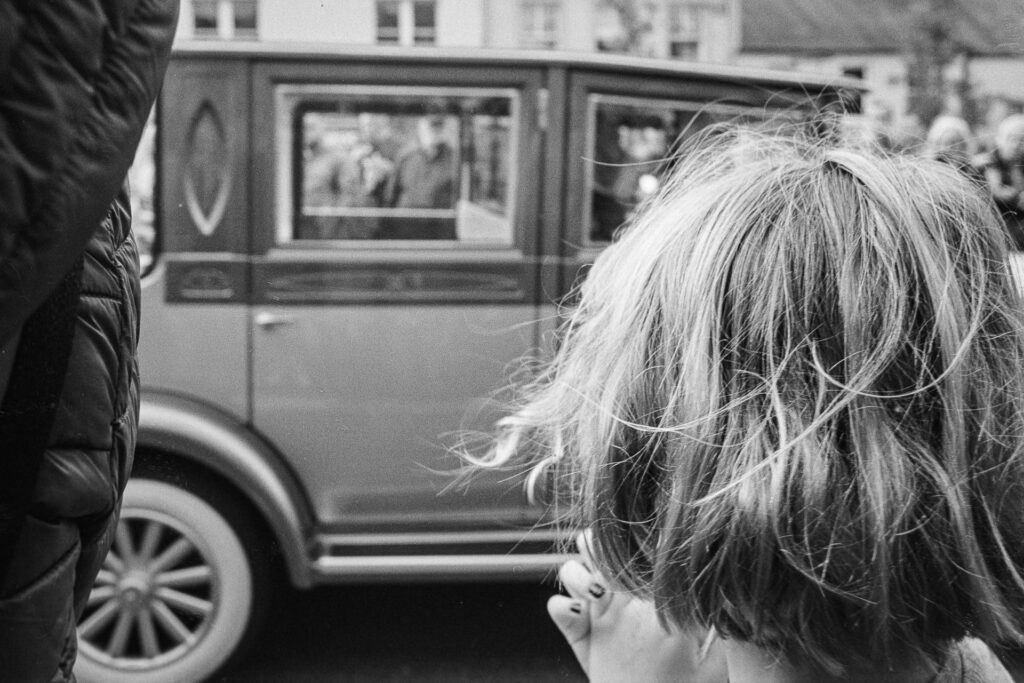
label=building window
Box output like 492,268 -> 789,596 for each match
842,66 -> 865,80
376,1 -> 436,46
668,2 -> 700,60
377,1 -> 400,44
520,1 -> 560,49
193,0 -> 219,36
192,0 -> 258,39
596,1 -> 656,53
412,1 -> 436,44
233,0 -> 258,38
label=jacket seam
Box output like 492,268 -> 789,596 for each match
78,290 -> 123,302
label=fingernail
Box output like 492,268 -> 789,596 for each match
589,583 -> 606,599
569,601 -> 582,615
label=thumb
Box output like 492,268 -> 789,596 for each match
547,594 -> 591,675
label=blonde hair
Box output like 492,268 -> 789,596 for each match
482,129 -> 1024,673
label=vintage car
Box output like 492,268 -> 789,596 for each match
75,43 -> 859,681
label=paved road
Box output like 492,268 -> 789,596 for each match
214,581 -> 585,682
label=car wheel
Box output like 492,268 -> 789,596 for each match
74,477 -> 259,683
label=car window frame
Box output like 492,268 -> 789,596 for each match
582,92 -> 805,246
273,83 -> 522,250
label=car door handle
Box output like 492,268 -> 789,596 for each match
254,312 -> 296,329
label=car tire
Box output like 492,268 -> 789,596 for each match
74,477 -> 265,683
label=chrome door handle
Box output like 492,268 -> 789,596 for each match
254,312 -> 296,329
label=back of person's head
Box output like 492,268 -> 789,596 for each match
926,114 -> 972,160
995,113 -> 1024,160
486,126 -> 1024,675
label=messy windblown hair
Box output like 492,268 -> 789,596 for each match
478,128 -> 1024,673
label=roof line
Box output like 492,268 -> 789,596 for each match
172,40 -> 866,91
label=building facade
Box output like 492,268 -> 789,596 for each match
174,0 -> 740,63
735,0 -> 1024,144
174,0 -> 1023,143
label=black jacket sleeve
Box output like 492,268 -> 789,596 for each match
0,0 -> 178,345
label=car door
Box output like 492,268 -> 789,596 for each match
249,58 -> 547,534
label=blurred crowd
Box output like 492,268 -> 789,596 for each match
843,104 -> 1024,250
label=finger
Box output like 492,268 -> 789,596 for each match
573,531 -> 614,607
547,594 -> 591,675
559,559 -> 614,621
558,559 -> 596,600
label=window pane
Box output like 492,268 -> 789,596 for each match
413,1 -> 436,44
587,97 -> 777,242
668,3 -> 699,58
669,4 -> 699,36
520,1 -> 559,49
283,89 -> 516,244
234,0 -> 257,35
193,0 -> 218,34
543,7 -> 557,32
377,0 -> 400,25
377,1 -> 400,43
670,41 -> 698,60
414,1 -> 435,27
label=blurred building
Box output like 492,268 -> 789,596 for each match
735,0 -> 1024,142
175,0 -> 1022,141
174,0 -> 739,62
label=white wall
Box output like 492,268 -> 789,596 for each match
971,57 -> 1024,102
437,0 -> 485,47
260,0 -> 375,44
562,0 -> 597,51
484,1 -> 521,49
698,8 -> 734,63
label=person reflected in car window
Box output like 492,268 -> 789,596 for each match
386,114 -> 456,210
380,113 -> 458,239
354,112 -> 400,208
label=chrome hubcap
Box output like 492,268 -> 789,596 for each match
79,514 -> 218,668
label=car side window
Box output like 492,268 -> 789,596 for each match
586,95 -> 773,243
276,86 -> 518,246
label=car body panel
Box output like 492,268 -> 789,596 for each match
251,302 -> 541,530
138,391 -> 315,586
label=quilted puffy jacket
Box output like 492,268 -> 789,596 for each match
0,1 -> 177,681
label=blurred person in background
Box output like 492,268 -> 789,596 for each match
302,115 -> 397,239
386,114 -> 456,211
977,114 -> 1024,250
925,115 -> 981,183
977,97 -> 1016,153
381,113 -> 457,239
0,1 -> 177,680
